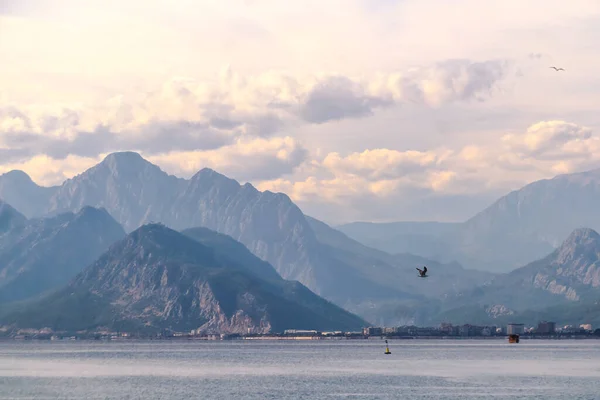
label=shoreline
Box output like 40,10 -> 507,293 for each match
2,334 -> 599,342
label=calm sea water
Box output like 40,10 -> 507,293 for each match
1,339 -> 599,399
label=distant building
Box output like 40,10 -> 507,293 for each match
580,324 -> 593,331
537,321 -> 556,334
363,327 -> 383,336
283,330 -> 317,336
506,323 -> 524,335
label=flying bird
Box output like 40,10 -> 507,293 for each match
549,66 -> 565,71
416,266 -> 428,277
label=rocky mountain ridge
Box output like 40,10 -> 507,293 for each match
0,152 -> 486,326
428,227 -> 600,325
1,224 -> 368,334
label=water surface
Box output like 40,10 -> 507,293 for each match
1,339 -> 599,399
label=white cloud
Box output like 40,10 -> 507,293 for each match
257,120 -> 600,220
146,136 -> 308,181
0,154 -> 104,186
502,120 -> 594,160
2,0 -> 600,222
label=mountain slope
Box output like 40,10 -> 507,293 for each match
336,221 -> 459,257
337,168 -> 600,273
46,152 -> 187,229
431,228 -> 600,325
181,227 -> 283,282
1,224 -> 368,333
307,216 -> 495,298
0,206 -> 126,302
0,153 -> 424,311
0,200 -> 26,234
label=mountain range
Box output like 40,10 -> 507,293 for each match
1,223 -> 367,334
338,168 -> 600,273
0,152 -> 490,326
427,227 -> 600,326
2,151 -> 600,328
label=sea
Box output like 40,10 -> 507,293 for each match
1,339 -> 599,399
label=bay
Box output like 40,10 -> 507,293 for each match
1,339 -> 599,399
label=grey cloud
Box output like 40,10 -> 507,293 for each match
0,120 -> 236,164
297,76 -> 392,124
0,147 -> 36,164
221,145 -> 309,182
0,99 -> 287,163
432,59 -> 509,102
293,59 -> 510,124
208,117 -> 243,130
243,114 -> 285,137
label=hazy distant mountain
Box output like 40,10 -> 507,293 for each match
307,216 -> 493,297
1,224 -> 367,334
431,227 -> 600,325
0,171 -> 58,218
0,206 -> 126,302
306,216 -> 496,325
452,169 -> 600,271
0,200 -> 26,234
338,168 -> 600,273
337,221 -> 459,257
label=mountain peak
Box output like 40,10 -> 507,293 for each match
191,167 -> 238,184
555,227 -> 600,265
98,151 -> 159,173
75,205 -> 113,220
0,170 -> 34,183
102,151 -> 146,163
561,227 -> 600,248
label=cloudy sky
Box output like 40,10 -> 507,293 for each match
2,0 -> 600,224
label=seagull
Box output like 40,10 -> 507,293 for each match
416,266 -> 428,277
550,66 -> 565,71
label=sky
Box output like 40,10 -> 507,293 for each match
1,0 -> 600,224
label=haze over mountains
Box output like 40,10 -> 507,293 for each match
338,168 -> 600,273
0,152 -> 490,326
1,151 -> 600,330
429,227 -> 600,326
0,206 -> 125,303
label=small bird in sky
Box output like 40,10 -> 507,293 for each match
550,66 -> 565,71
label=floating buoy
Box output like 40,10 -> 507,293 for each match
384,339 -> 391,354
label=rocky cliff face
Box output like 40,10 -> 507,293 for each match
0,206 -> 126,302
517,228 -> 600,300
432,227 -> 600,325
1,224 -> 367,333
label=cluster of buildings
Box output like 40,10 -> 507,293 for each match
3,321 -> 597,341
361,321 -> 596,338
506,321 -> 595,335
